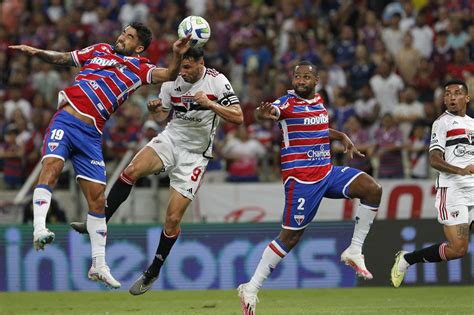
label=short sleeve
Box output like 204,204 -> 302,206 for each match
430,119 -> 446,152
139,63 -> 157,85
158,82 -> 172,111
214,74 -> 240,106
71,44 -> 105,67
271,96 -> 291,120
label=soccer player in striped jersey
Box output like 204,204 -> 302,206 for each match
9,22 -> 190,289
70,48 -> 244,295
238,61 -> 382,315
391,80 -> 474,288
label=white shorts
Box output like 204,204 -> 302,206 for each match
146,133 -> 209,200
435,187 -> 474,226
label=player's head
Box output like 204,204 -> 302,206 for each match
114,22 -> 152,56
180,47 -> 204,83
292,61 -> 318,99
443,79 -> 470,116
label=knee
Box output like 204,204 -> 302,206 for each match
279,232 -> 303,250
89,192 -> 106,211
362,180 -> 383,204
123,164 -> 142,182
451,243 -> 468,259
165,212 -> 182,231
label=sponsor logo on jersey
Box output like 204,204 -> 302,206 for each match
48,142 -> 59,152
89,57 -> 118,67
294,214 -> 305,225
307,145 -> 330,160
175,112 -> 203,122
34,199 -> 48,206
303,114 -> 329,125
91,160 -> 105,167
453,144 -> 474,157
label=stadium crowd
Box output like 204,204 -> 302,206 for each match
1,0 -> 473,189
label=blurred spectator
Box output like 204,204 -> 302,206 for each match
406,124 -> 430,179
359,10 -> 381,52
374,113 -> 404,179
32,62 -> 61,105
4,84 -> 32,121
413,58 -> 438,102
333,92 -> 356,131
431,30 -> 454,79
349,45 -> 375,92
118,0 -> 149,28
434,6 -> 450,33
382,13 -> 404,57
392,86 -> 425,140
332,25 -> 356,70
46,0 -> 66,23
222,126 -> 266,182
104,111 -> 139,162
0,125 -> 25,189
468,24 -> 474,61
369,61 -> 404,114
321,50 -> 346,89
396,32 -> 422,85
446,48 -> 474,80
410,10 -> 434,58
353,84 -> 380,133
447,18 -> 468,49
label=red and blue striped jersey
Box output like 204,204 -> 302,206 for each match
273,90 -> 332,183
58,43 -> 156,133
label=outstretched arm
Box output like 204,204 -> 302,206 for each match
151,35 -> 191,84
255,102 -> 279,121
329,128 -> 364,159
8,45 -> 75,66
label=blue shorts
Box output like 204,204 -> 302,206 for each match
282,166 -> 363,230
42,110 -> 106,185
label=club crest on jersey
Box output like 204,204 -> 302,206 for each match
48,142 -> 59,152
294,214 -> 305,225
182,96 -> 195,111
34,199 -> 48,206
450,210 -> 459,218
467,130 -> 474,144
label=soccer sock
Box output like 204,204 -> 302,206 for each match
404,243 -> 447,265
248,239 -> 289,293
347,203 -> 378,254
105,171 -> 135,223
146,229 -> 180,276
32,184 -> 53,234
87,213 -> 107,268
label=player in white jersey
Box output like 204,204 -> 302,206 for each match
391,80 -> 473,287
71,48 -> 243,294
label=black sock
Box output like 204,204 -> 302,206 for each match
404,243 -> 445,265
105,174 -> 134,223
146,230 -> 180,276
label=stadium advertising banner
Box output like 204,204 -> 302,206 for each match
193,180 -> 438,222
0,221 -> 471,292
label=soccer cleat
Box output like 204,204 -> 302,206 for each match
33,229 -> 55,251
340,248 -> 373,280
70,221 -> 88,234
88,265 -> 121,289
129,271 -> 158,295
391,251 -> 408,288
237,283 -> 259,315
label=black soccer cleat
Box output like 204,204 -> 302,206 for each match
70,221 -> 88,234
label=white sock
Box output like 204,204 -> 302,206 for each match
348,203 -> 378,254
33,185 -> 52,234
87,213 -> 107,268
248,239 -> 288,293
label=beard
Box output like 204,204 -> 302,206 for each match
294,86 -> 313,99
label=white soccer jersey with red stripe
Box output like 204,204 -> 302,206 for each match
159,67 -> 239,157
430,111 -> 474,188
273,91 -> 332,184
58,43 -> 156,133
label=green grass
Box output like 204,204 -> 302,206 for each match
1,286 -> 473,315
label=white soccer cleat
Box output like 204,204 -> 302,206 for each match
88,265 -> 121,289
33,229 -> 55,251
341,248 -> 373,280
237,283 -> 259,315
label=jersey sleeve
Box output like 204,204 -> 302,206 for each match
71,43 -> 104,67
214,74 -> 240,106
271,95 -> 291,120
158,82 -> 173,111
139,62 -> 158,85
430,119 -> 446,152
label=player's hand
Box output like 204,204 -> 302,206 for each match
172,34 -> 191,55
8,44 -> 41,55
341,134 -> 365,159
194,91 -> 212,108
256,102 -> 278,121
458,164 -> 474,176
147,99 -> 165,113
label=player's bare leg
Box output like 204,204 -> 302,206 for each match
130,188 -> 190,295
71,147 -> 164,233
79,179 -> 120,289
33,157 -> 64,251
341,173 -> 382,280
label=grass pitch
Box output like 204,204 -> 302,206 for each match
1,286 -> 473,315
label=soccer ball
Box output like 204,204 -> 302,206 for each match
178,16 -> 211,48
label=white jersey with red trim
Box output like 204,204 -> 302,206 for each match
159,67 -> 239,157
430,111 -> 474,188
